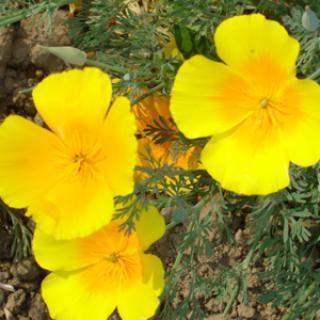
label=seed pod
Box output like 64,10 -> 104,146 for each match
302,5 -> 319,32
39,46 -> 87,66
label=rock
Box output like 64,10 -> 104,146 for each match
12,258 -> 40,281
28,293 -> 49,320
34,113 -> 44,126
206,315 -> 225,320
247,273 -> 258,289
235,229 -> 243,242
0,27 -> 13,78
11,38 -> 31,64
0,271 -> 11,281
5,289 -> 26,315
237,304 -> 255,319
20,11 -> 71,71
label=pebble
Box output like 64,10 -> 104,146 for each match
237,304 -> 255,319
5,289 -> 27,315
28,293 -> 49,320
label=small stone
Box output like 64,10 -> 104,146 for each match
247,273 -> 258,289
29,293 -> 49,320
0,271 -> 11,281
235,229 -> 243,242
5,289 -> 26,315
35,70 -> 44,78
34,113 -> 44,126
13,258 -> 40,281
206,315 -> 225,320
237,304 -> 255,319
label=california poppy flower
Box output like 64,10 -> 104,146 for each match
0,68 -> 137,239
33,204 -> 165,320
171,14 -> 320,195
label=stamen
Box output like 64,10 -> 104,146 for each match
104,252 -> 120,263
260,98 -> 269,108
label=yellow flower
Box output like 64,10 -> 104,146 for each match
32,204 -> 165,320
0,68 -> 137,239
171,14 -> 320,195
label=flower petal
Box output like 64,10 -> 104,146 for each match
280,79 -> 320,166
142,254 -> 165,295
201,114 -> 290,195
29,175 -> 114,240
117,254 -> 164,320
42,272 -> 116,320
32,67 -> 112,134
100,96 -> 137,196
135,204 -> 166,251
170,55 -> 253,139
214,14 -> 299,76
32,228 -> 99,272
0,116 -> 63,208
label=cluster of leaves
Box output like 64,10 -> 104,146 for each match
3,0 -> 320,319
0,200 -> 32,260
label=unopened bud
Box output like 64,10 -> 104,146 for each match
39,46 -> 87,66
302,6 -> 319,32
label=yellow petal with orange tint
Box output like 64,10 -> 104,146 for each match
201,113 -> 290,195
33,228 -> 99,272
42,272 -> 117,320
101,96 -> 137,196
170,55 -> 252,139
32,67 -> 112,134
30,174 -> 114,240
0,116 -> 63,208
214,14 -> 299,76
142,254 -> 165,295
117,254 -> 164,320
135,204 -> 166,251
280,79 -> 320,167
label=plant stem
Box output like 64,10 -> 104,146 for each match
86,59 -> 127,74
223,281 -> 240,316
308,68 -> 320,80
131,83 -> 164,105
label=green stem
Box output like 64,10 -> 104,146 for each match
131,83 -> 164,105
307,68 -> 320,80
0,0 -> 74,27
223,247 -> 255,316
86,59 -> 127,74
223,281 -> 240,316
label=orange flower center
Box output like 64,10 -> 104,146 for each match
56,129 -> 106,181
79,222 -> 143,293
220,56 -> 302,132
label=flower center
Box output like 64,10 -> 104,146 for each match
260,98 -> 270,108
104,252 -> 120,263
56,129 -> 106,181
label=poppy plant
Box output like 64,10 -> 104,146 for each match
32,204 -> 165,320
170,14 -> 320,195
0,68 -> 137,239
133,93 -> 201,174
